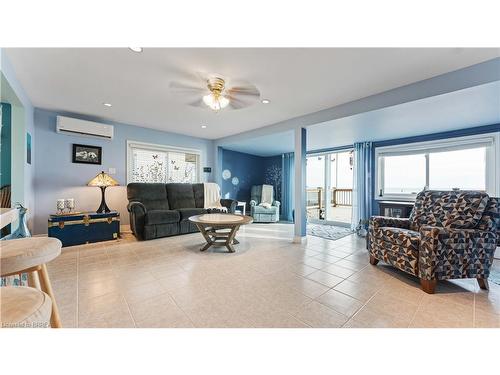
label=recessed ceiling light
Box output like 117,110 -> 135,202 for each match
129,47 -> 143,53
201,125 -> 207,129
261,99 -> 270,104
103,103 -> 112,107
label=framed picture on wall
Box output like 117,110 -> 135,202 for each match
72,144 -> 102,165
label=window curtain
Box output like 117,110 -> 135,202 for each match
351,142 -> 373,234
281,152 -> 294,222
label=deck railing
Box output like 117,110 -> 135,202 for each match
306,188 -> 353,208
332,188 -> 352,207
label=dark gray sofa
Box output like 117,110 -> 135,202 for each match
127,183 -> 237,240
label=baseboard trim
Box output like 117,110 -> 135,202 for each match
293,236 -> 307,244
120,224 -> 131,233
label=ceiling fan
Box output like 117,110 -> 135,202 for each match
169,74 -> 261,112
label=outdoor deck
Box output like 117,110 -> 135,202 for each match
306,188 -> 353,224
307,206 -> 352,224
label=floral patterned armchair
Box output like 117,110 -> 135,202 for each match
368,191 -> 499,294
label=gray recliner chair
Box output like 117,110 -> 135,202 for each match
250,185 -> 280,223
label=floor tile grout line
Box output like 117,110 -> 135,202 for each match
406,294 -> 425,328
106,242 -> 137,328
162,287 -> 197,328
121,295 -> 138,328
340,289 -> 381,328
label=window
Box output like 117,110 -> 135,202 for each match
306,155 -> 325,189
383,154 -> 426,195
428,148 -> 486,190
375,133 -> 499,200
127,141 -> 201,184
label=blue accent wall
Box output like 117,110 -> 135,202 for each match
263,155 -> 282,203
370,123 -> 500,215
0,103 -> 11,188
220,148 -> 283,206
33,109 -> 215,234
220,149 -> 264,204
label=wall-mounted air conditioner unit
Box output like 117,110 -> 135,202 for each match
56,116 -> 114,140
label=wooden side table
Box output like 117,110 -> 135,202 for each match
235,201 -> 247,216
0,237 -> 63,328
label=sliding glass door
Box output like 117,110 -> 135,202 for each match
306,149 -> 353,227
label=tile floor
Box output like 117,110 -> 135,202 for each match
46,223 -> 500,328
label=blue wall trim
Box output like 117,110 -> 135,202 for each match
370,123 -> 500,215
307,144 -> 354,155
373,123 -> 500,148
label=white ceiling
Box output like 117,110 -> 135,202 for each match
219,82 -> 500,156
5,48 -> 500,139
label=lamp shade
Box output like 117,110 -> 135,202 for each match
87,171 -> 119,187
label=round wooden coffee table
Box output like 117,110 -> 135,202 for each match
189,213 -> 253,253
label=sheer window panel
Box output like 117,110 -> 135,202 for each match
131,148 -> 168,183
127,141 -> 201,184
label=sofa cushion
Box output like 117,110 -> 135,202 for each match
409,191 -> 489,231
192,183 -> 205,208
145,210 -> 180,225
127,183 -> 169,211
144,223 -> 179,240
177,208 -> 206,221
166,183 -> 196,209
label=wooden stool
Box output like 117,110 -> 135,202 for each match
0,286 -> 52,328
0,237 -> 62,328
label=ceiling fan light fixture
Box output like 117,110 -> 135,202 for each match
203,93 -> 229,111
261,99 -> 270,104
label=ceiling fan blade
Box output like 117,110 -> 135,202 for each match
169,81 -> 206,94
228,97 -> 250,110
227,85 -> 260,97
187,98 -> 206,108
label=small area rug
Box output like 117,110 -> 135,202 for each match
488,269 -> 500,286
307,223 -> 353,241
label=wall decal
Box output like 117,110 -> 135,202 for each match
264,158 -> 282,203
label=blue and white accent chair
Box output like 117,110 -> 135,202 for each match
250,185 -> 280,223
